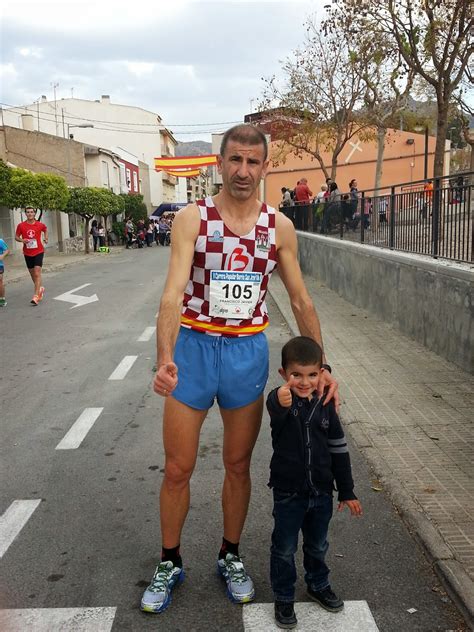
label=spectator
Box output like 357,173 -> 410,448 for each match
146,221 -> 154,247
125,218 -> 134,249
294,178 -> 313,231
321,182 -> 341,234
97,222 -> 106,248
313,185 -> 327,233
90,220 -> 99,252
378,196 -> 388,224
349,179 -> 359,220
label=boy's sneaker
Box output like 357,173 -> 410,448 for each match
38,287 -> 45,301
217,553 -> 255,603
0,298 -> 6,307
140,561 -> 185,614
31,295 -> 39,305
274,601 -> 297,629
307,585 -> 344,612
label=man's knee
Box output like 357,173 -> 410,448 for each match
223,453 -> 252,478
163,459 -> 194,489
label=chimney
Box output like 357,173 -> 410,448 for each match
101,95 -> 110,104
41,95 -> 47,102
21,114 -> 35,131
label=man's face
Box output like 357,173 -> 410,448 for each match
217,140 -> 269,201
25,209 -> 36,221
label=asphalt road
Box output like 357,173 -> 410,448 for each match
0,247 -> 467,631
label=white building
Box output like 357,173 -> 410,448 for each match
1,95 -> 177,208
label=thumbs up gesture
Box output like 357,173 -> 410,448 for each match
277,376 -> 295,408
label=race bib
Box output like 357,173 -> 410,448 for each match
209,270 -> 262,319
26,239 -> 38,249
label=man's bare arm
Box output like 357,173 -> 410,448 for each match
275,212 -> 325,358
156,205 -> 200,367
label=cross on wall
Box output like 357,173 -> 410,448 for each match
344,140 -> 363,164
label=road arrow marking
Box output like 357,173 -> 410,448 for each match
53,284 -> 99,309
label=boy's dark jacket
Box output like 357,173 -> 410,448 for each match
266,388 -> 357,502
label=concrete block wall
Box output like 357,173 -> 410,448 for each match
297,234 -> 473,374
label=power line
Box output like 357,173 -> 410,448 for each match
0,101 -> 241,130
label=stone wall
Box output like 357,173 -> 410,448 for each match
297,233 -> 473,373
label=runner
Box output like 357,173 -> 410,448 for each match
15,207 -> 48,305
0,236 -> 10,307
141,124 -> 338,614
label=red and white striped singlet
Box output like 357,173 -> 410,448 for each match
180,196 -> 278,336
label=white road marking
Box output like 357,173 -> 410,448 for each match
0,607 -> 116,631
53,283 -> 99,309
243,601 -> 379,631
137,326 -> 155,342
108,355 -> 138,380
0,500 -> 41,559
56,408 -> 104,450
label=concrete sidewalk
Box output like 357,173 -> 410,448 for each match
269,272 -> 474,628
3,246 -> 125,285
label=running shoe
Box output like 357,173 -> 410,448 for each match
31,295 -> 39,305
140,561 -> 185,614
0,298 -> 6,307
38,286 -> 45,301
217,553 -> 255,603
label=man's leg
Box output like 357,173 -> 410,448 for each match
0,272 -> 5,305
160,397 -> 208,548
220,396 -> 263,543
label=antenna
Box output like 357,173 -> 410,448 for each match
51,82 -> 59,135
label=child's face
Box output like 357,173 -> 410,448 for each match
279,362 -> 322,398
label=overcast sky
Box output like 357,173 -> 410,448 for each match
1,0 -> 324,142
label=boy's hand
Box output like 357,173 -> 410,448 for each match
337,500 -> 363,516
277,377 -> 295,408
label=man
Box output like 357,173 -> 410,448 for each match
141,124 -> 338,614
294,177 -> 313,231
15,207 -> 48,305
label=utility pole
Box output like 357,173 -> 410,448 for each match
51,82 -> 59,136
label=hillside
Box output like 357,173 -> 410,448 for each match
175,141 -> 212,157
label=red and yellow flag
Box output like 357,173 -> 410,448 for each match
154,155 -> 217,171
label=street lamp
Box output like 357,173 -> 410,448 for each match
67,123 -> 93,139
414,124 -> 429,180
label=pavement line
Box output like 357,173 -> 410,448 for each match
0,500 -> 42,559
108,355 -> 138,380
56,408 -> 104,450
137,326 -> 155,342
242,601 -> 379,631
0,607 -> 117,631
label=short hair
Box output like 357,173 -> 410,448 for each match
281,336 -> 323,369
220,124 -> 268,161
25,206 -> 35,211
281,187 -> 287,193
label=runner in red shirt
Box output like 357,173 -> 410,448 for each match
15,207 -> 48,305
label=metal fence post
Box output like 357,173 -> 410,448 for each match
432,177 -> 441,259
360,191 -> 365,243
389,186 -> 396,249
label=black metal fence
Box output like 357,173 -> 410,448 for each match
281,172 -> 473,263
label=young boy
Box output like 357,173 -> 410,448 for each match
266,336 -> 362,629
0,236 -> 10,306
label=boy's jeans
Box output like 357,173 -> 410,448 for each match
270,489 -> 333,603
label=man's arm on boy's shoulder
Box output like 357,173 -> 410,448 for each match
326,402 -> 357,502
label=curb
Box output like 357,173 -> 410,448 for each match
268,279 -> 474,630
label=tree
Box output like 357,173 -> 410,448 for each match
260,20 -> 373,181
119,193 -> 148,223
0,160 -> 12,206
327,0 -> 473,178
4,169 -> 69,218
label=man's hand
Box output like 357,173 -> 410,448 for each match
153,362 -> 178,397
277,376 -> 295,407
318,369 -> 340,411
337,499 -> 363,516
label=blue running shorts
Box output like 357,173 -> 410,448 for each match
172,327 -> 269,410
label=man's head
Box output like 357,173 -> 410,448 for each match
220,124 -> 268,161
217,124 -> 269,201
279,336 -> 323,399
25,207 -> 36,221
300,178 -> 308,185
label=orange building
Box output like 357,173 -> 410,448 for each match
263,129 -> 449,209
